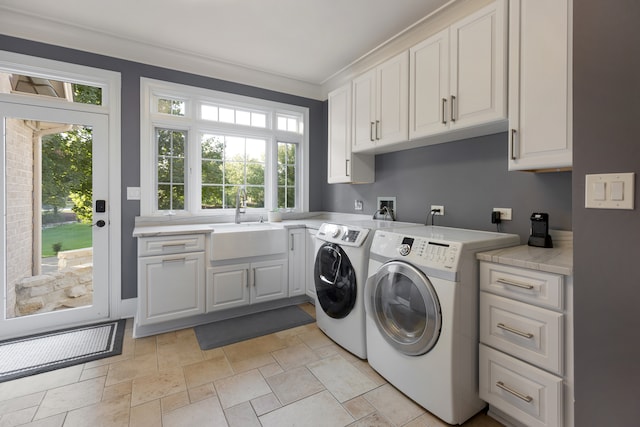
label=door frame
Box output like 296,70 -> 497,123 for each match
0,51 -> 121,338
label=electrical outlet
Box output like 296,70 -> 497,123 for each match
354,200 -> 363,211
492,207 -> 512,220
430,205 -> 444,216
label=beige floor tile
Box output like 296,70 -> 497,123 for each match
62,394 -> 130,427
80,364 -> 109,381
102,380 -> 132,401
259,390 -> 354,427
223,334 -> 289,364
33,377 -> 105,420
250,392 -> 282,416
202,347 -> 226,360
297,328 -> 335,349
0,365 -> 82,401
133,336 -> 157,357
14,413 -> 65,427
351,412 -> 395,427
188,383 -> 216,403
162,396 -> 228,427
402,411 -> 450,427
0,405 -> 38,426
266,366 -> 325,405
343,395 -> 376,420
297,303 -> 316,318
0,391 -> 44,416
224,401 -> 261,427
351,359 -> 387,386
161,390 -> 190,414
258,362 -> 284,378
458,411 -> 504,427
364,384 -> 426,426
214,369 -> 272,409
104,352 -> 158,387
130,368 -> 187,407
307,355 -> 377,403
271,342 -> 319,370
129,399 -> 161,427
156,340 -> 204,371
183,355 -> 234,388
228,352 -> 277,374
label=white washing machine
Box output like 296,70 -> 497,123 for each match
313,220 -> 415,359
364,225 -> 519,424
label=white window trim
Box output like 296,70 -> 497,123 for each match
140,77 -> 309,217
0,50 -> 123,318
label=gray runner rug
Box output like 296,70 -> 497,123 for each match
195,305 -> 315,350
0,319 -> 126,383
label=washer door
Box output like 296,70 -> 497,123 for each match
314,243 -> 357,319
368,261 -> 441,356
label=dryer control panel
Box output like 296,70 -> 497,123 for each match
371,232 -> 463,271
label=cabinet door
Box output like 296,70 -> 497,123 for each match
376,51 -> 409,147
450,0 -> 507,129
410,28 -> 450,139
252,259 -> 288,303
352,69 -> 377,152
288,229 -> 307,297
206,263 -> 250,312
306,229 -> 317,299
327,83 -> 352,183
508,0 -> 571,171
138,252 -> 205,325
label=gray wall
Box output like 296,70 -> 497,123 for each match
0,35 -> 325,299
573,1 -> 640,424
323,133 -> 572,242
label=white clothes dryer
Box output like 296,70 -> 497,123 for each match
313,220 -> 415,359
364,226 -> 519,424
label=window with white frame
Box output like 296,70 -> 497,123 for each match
140,78 -> 308,216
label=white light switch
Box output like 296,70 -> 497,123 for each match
127,187 -> 141,200
585,173 -> 635,209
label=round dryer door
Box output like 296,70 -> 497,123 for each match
368,261 -> 441,356
314,243 -> 357,319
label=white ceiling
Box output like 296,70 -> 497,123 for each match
0,0 -> 450,96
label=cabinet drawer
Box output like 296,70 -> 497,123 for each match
480,292 -> 563,375
480,261 -> 563,310
479,344 -> 563,427
138,234 -> 205,256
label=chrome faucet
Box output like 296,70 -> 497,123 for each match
235,186 -> 247,224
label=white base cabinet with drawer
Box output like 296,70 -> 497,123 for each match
137,234 -> 206,326
479,260 -> 573,427
206,258 -> 288,312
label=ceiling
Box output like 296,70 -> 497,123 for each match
0,0 -> 450,94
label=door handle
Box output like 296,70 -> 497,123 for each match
442,98 -> 447,125
510,129 -> 518,160
450,95 -> 456,122
94,220 -> 106,228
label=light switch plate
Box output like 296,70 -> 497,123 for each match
585,173 -> 635,209
127,187 -> 141,200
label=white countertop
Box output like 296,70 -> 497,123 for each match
476,230 -> 573,276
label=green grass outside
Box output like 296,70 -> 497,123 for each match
41,222 -> 92,257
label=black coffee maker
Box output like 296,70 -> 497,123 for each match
528,213 -> 553,248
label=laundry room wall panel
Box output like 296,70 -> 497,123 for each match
0,34 -> 326,301
321,132 -> 572,243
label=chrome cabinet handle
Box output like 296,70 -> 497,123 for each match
161,257 -> 186,264
496,381 -> 533,403
497,322 -> 534,339
345,159 -> 350,176
510,129 -> 518,160
246,269 -> 250,288
290,234 -> 294,251
375,120 -> 380,140
370,122 -> 375,141
442,98 -> 447,124
450,95 -> 456,122
496,278 -> 534,290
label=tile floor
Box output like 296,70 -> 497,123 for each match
0,304 -> 503,426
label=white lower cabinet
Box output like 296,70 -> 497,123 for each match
305,228 -> 317,299
206,258 -> 288,312
288,229 -> 306,297
137,234 -> 206,326
479,260 -> 573,427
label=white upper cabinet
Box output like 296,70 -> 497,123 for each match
327,82 -> 374,183
352,51 -> 409,153
508,0 -> 572,171
410,0 -> 507,141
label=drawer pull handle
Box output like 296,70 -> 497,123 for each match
496,381 -> 533,403
162,257 -> 186,263
497,323 -> 534,339
496,278 -> 534,290
161,243 -> 187,248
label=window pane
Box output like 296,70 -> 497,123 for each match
251,112 -> 266,128
247,163 -> 265,185
225,136 -> 245,161
158,184 -> 171,210
277,116 -> 287,131
156,128 -> 186,211
286,165 -> 295,186
278,187 -> 285,209
287,118 -> 297,132
202,160 -> 223,184
246,138 -> 265,162
236,110 -> 251,126
286,187 -> 296,209
219,107 -> 234,123
158,98 -> 185,116
173,158 -> 185,183
202,186 -> 222,209
277,164 -> 285,185
224,162 -> 244,185
172,185 -> 185,209
201,105 -> 218,121
246,186 -> 264,208
201,135 -> 223,160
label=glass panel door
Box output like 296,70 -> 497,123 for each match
0,102 -> 109,339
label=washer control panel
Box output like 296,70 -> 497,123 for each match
316,223 -> 371,247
